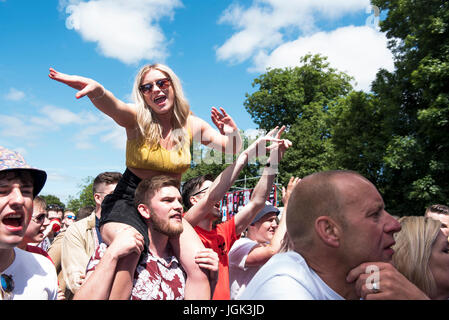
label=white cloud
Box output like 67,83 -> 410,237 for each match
101,125 -> 126,151
217,0 -> 370,63
59,0 -> 183,64
252,25 -> 394,91
40,105 -> 85,125
1,105 -> 125,151
0,115 -> 37,138
4,88 -> 25,101
216,0 -> 393,91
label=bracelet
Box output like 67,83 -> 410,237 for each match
90,87 -> 106,101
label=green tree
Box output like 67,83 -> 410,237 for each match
330,91 -> 388,187
40,194 -> 65,210
184,130 -> 264,190
66,176 -> 95,213
244,54 -> 353,129
370,0 -> 449,215
244,54 -> 354,186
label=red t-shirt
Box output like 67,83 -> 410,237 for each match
194,217 -> 239,300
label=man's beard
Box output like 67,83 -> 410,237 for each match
150,214 -> 183,237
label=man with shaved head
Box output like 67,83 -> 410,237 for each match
239,170 -> 430,300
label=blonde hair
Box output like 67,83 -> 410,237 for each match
392,216 -> 441,297
132,63 -> 191,148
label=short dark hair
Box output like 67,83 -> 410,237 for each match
0,171 -> 34,189
181,174 -> 214,209
135,175 -> 180,208
77,205 -> 95,220
92,172 -> 122,194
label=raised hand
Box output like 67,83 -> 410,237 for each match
48,67 -> 104,100
211,107 -> 238,135
108,226 -> 145,259
282,176 -> 301,206
194,248 -> 219,272
267,125 -> 292,167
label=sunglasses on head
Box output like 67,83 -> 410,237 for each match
47,204 -> 61,211
139,78 -> 171,94
1,274 -> 14,300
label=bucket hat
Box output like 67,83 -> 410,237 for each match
0,146 -> 47,197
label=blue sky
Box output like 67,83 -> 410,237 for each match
0,0 -> 394,204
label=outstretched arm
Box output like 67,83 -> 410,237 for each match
244,177 -> 300,267
191,107 -> 242,154
48,68 -> 137,129
234,127 -> 292,235
184,127 -> 284,227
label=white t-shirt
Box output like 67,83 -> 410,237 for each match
1,247 -> 58,300
229,237 -> 262,300
238,251 -> 344,300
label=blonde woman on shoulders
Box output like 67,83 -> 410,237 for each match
49,64 -> 242,299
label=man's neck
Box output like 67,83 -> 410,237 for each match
301,250 -> 359,300
95,207 -> 102,220
147,229 -> 170,259
197,218 -> 213,231
0,247 -> 16,273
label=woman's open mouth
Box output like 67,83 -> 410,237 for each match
154,95 -> 167,105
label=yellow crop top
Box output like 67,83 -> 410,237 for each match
126,128 -> 192,174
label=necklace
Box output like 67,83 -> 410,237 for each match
0,273 -> 14,300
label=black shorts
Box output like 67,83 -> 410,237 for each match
100,168 -> 149,253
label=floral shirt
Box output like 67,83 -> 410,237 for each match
86,243 -> 186,300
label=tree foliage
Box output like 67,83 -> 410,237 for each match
66,176 -> 95,214
184,1 -> 449,217
244,54 -> 353,129
370,0 -> 449,215
40,194 -> 65,210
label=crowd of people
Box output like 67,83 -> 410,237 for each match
1,63 -> 448,300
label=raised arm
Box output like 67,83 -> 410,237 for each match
244,177 -> 300,267
184,127 -> 283,227
48,68 -> 137,129
234,127 -> 291,235
191,107 -> 242,154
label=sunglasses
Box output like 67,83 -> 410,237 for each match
66,215 -> 76,220
139,78 -> 171,95
31,213 -> 47,224
191,186 -> 209,197
1,274 -> 14,300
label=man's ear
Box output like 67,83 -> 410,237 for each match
189,195 -> 199,206
315,216 -> 341,248
137,204 -> 151,220
93,193 -> 102,206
